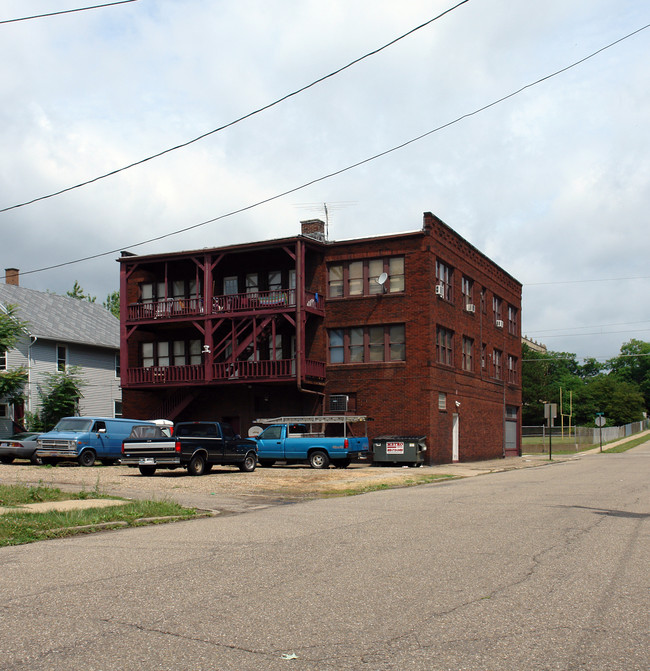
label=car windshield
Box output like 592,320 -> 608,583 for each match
53,418 -> 93,432
9,433 -> 38,440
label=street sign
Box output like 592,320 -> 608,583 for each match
595,415 -> 606,427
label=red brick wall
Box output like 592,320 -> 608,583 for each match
323,213 -> 522,464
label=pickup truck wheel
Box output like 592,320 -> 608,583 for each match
333,459 -> 351,469
188,453 -> 207,476
238,453 -> 257,472
78,450 -> 96,467
259,459 -> 275,468
309,450 -> 330,469
138,465 -> 156,476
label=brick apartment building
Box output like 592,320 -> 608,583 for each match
119,212 -> 522,463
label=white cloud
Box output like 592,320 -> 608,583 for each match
1,0 -> 649,358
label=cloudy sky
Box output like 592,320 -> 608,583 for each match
1,0 -> 648,361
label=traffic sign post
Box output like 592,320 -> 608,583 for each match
544,403 -> 557,460
595,413 -> 606,452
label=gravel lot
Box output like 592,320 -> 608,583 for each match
0,460 -> 458,507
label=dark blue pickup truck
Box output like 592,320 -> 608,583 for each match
121,421 -> 257,476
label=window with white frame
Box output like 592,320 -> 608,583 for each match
461,276 -> 473,305
507,354 -> 518,383
115,352 -> 120,378
0,349 -> 6,371
438,392 -> 447,410
436,260 -> 453,301
493,296 -> 503,323
508,305 -> 518,335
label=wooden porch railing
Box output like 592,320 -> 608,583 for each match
127,288 -> 325,321
125,358 -> 326,385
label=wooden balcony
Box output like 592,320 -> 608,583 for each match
127,290 -> 324,322
124,358 -> 326,387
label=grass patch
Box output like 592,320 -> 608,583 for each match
0,484 -> 198,547
602,435 -> 650,454
321,473 -> 457,498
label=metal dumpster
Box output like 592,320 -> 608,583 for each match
371,435 -> 426,466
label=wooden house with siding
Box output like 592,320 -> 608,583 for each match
0,271 -> 121,437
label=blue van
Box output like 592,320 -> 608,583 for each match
36,417 -> 157,467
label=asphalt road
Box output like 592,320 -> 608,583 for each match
0,445 -> 648,671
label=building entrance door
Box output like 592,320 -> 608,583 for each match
452,413 -> 459,462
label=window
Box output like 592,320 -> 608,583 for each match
327,325 -> 406,363
268,271 -> 282,292
481,343 -> 487,372
115,353 -> 121,378
172,340 -> 203,366
436,260 -> 453,301
114,400 -> 123,418
438,392 -> 447,410
0,349 -> 6,371
493,349 -> 502,379
329,329 -> 344,363
461,276 -> 473,304
245,273 -> 258,294
140,281 -> 166,302
462,337 -> 474,372
507,355 -> 518,383
327,256 -> 405,297
493,296 -> 503,322
508,306 -> 518,335
436,326 -> 454,366
141,341 -> 201,368
57,345 -> 67,372
223,276 -> 238,295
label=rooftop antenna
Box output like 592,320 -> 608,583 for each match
293,201 -> 357,239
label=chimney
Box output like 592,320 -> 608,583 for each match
300,219 -> 326,241
5,268 -> 19,286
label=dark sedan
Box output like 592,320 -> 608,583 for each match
0,432 -> 42,464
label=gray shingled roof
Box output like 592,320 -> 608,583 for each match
0,283 -> 119,349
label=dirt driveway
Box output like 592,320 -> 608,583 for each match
0,455 -> 552,513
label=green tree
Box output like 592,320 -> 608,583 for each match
0,304 -> 28,405
521,344 -> 581,424
103,291 -> 120,319
607,339 -> 650,413
580,375 -> 645,426
66,281 -> 96,303
33,368 -> 85,431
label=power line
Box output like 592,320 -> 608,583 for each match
0,0 -> 471,214
526,275 -> 650,286
0,0 -> 138,25
20,21 -> 650,277
525,320 -> 650,335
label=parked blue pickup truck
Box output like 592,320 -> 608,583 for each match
252,416 -> 369,469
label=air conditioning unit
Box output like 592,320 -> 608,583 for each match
329,394 -> 349,412
495,319 -> 504,328
435,285 -> 445,297
465,303 -> 476,313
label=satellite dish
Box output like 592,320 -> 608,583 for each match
376,272 -> 388,285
